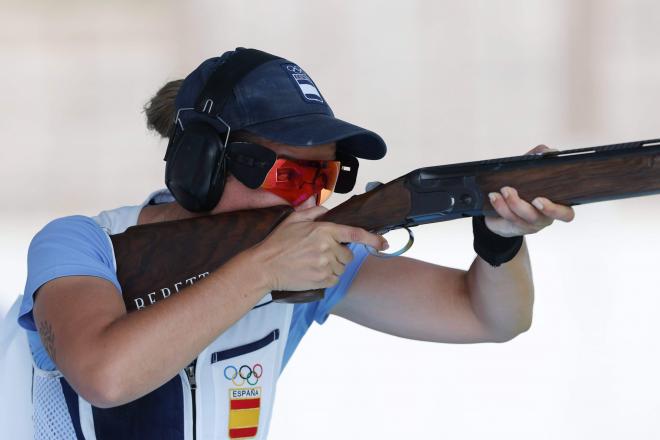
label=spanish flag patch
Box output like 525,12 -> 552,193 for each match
228,387 -> 261,439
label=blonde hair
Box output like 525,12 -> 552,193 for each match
143,79 -> 183,138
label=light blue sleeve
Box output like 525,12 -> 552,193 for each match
312,242 -> 369,325
18,215 -> 120,370
281,243 -> 369,371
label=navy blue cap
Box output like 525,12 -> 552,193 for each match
174,49 -> 387,160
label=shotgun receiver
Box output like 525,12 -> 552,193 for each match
111,138 -> 660,310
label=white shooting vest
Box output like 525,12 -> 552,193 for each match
0,297 -> 34,439
31,191 -> 293,440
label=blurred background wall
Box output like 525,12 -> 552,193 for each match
1,1 -> 659,439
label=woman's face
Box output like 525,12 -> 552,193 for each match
211,134 -> 337,214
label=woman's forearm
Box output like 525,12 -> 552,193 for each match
465,239 -> 535,341
92,249 -> 269,407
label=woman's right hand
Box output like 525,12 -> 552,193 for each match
250,206 -> 388,292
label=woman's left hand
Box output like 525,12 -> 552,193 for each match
485,145 -> 576,238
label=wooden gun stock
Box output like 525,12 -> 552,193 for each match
111,138 -> 660,308
111,206 -> 294,312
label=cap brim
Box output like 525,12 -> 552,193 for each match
242,113 -> 386,160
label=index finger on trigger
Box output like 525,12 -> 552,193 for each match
333,225 -> 388,251
335,243 -> 354,266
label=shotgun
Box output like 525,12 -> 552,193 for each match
111,138 -> 660,310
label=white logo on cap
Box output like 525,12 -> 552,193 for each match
284,64 -> 324,103
286,65 -> 303,74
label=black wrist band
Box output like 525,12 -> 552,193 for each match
472,216 -> 523,267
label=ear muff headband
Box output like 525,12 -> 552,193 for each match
164,49 -> 281,212
195,49 -> 280,114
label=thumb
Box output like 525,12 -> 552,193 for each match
286,205 -> 328,223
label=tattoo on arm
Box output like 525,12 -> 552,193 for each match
38,320 -> 56,363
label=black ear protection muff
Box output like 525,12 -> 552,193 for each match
164,49 -> 279,212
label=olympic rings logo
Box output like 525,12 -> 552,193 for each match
286,65 -> 303,74
224,364 -> 263,386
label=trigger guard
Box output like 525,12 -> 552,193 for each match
364,227 -> 414,258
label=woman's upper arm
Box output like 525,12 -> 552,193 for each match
21,215 -> 126,402
32,276 -> 126,399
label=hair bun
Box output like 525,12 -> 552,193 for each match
143,79 -> 183,138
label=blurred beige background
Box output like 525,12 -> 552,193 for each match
1,1 -> 659,439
